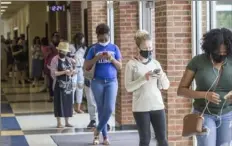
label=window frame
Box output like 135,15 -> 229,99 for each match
107,1 -> 114,44
139,0 -> 153,38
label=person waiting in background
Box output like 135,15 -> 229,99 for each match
69,32 -> 86,114
19,34 -> 31,83
12,37 -> 27,87
46,32 -> 60,102
50,41 -> 75,128
5,40 -> 14,79
31,36 -> 44,87
40,37 -> 50,92
1,35 -> 8,81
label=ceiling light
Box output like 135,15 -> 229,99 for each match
1,2 -> 12,5
1,6 -> 8,9
1,9 -> 6,12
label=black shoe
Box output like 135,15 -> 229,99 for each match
87,120 -> 96,128
107,124 -> 110,131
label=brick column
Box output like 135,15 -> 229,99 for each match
70,1 -> 82,36
155,1 -> 193,146
87,1 -> 107,45
57,1 -> 68,40
114,1 -> 139,127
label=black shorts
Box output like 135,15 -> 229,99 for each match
16,61 -> 26,71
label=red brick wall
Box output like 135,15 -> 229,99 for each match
70,1 -> 82,37
155,1 -> 193,146
114,1 -> 139,126
87,1 -> 107,45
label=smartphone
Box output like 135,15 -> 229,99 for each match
153,69 -> 161,74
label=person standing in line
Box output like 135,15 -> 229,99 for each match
5,40 -> 14,79
1,36 -> 8,81
177,28 -> 232,146
83,43 -> 111,130
124,30 -> 169,146
83,43 -> 97,128
46,32 -> 60,102
69,32 -> 86,113
40,37 -> 50,92
31,36 -> 44,87
12,38 -> 27,87
50,41 -> 75,128
84,23 -> 122,145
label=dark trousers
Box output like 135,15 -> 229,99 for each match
133,109 -> 168,146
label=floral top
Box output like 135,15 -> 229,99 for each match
31,45 -> 43,60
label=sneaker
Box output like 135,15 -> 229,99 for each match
87,120 -> 96,128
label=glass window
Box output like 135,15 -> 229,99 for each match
139,1 -> 153,37
107,1 -> 114,44
215,2 -> 232,29
217,11 -> 232,29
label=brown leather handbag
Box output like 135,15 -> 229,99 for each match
182,68 -> 223,137
182,113 -> 207,137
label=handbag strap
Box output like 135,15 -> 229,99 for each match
201,66 -> 223,116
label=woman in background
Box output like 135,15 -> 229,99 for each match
12,38 -> 27,87
31,36 -> 44,87
69,32 -> 86,113
5,40 -> 14,78
40,37 -> 50,92
46,32 -> 60,102
50,41 -> 75,128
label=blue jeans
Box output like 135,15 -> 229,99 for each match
194,110 -> 232,146
72,68 -> 84,104
91,78 -> 118,137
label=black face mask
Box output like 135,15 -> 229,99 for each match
53,41 -> 60,47
59,53 -> 66,58
211,53 -> 227,63
140,50 -> 152,59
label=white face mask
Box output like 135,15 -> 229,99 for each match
99,41 -> 110,47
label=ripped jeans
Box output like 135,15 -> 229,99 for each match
194,110 -> 232,146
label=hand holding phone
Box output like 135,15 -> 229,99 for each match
151,69 -> 162,78
224,91 -> 232,103
153,69 -> 161,74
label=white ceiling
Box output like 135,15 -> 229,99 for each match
1,1 -> 29,19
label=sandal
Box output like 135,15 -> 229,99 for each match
76,109 -> 85,114
93,129 -> 100,145
103,138 -> 110,145
57,124 -> 64,128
